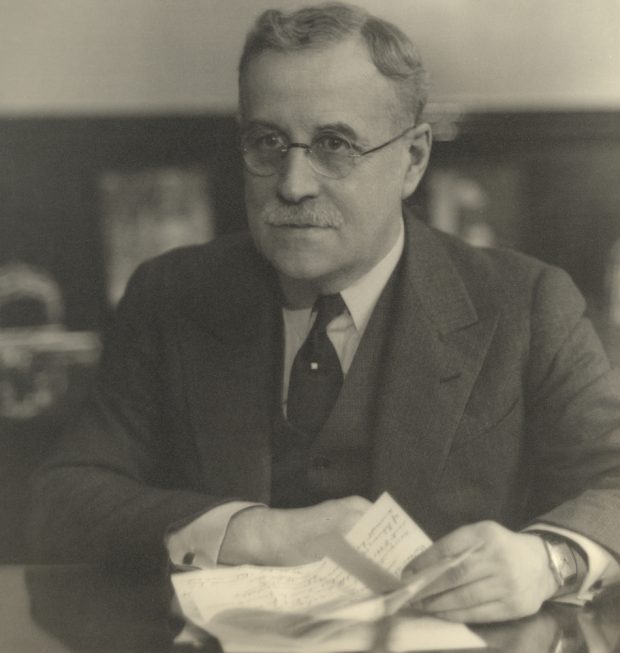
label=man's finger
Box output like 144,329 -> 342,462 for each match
411,552 -> 493,602
404,525 -> 486,574
414,575 -> 504,613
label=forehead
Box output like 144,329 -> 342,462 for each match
239,37 -> 399,134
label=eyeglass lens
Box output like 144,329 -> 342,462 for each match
242,140 -> 353,179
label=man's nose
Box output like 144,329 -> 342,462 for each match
276,147 -> 321,204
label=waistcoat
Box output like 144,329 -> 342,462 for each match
270,267 -> 400,508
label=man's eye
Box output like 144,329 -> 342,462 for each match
314,135 -> 351,153
255,133 -> 285,150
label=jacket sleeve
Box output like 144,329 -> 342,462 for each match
28,261 -> 227,570
524,265 -> 620,557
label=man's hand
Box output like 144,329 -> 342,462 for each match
403,521 -> 559,623
218,496 -> 371,566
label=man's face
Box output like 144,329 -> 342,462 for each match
240,37 -> 430,298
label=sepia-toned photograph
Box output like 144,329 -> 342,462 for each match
1,1 -> 620,651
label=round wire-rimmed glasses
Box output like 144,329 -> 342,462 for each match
241,125 -> 417,179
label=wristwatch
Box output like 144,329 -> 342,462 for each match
529,531 -> 580,592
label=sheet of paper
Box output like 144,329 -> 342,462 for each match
173,557 -> 370,623
171,492 -> 486,651
346,491 -> 432,576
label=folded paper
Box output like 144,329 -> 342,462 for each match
172,493 -> 486,651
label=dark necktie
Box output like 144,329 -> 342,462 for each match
287,293 -> 346,436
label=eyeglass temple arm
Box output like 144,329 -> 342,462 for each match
358,125 -> 417,158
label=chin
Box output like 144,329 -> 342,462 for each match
273,258 -> 330,282
257,236 -> 320,271
266,247 -> 332,281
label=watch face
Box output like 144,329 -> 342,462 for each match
552,542 -> 578,585
530,531 -> 581,589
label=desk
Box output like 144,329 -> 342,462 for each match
1,564 -> 620,652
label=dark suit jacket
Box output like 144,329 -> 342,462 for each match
30,217 -> 620,568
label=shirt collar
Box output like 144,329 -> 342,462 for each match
282,220 -> 404,336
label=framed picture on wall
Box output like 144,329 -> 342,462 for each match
99,166 -> 215,305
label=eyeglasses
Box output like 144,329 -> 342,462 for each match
240,125 -> 416,180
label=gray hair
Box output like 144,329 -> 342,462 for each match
238,2 -> 429,124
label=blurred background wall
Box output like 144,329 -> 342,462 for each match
1,0 -> 619,115
1,0 -> 620,563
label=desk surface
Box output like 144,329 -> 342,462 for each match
1,564 -> 620,653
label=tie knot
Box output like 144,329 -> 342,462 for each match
313,293 -> 346,332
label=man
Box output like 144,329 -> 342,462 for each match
31,3 -> 620,624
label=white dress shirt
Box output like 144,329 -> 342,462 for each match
166,220 -> 619,602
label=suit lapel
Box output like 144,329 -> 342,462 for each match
179,246 -> 281,502
371,219 -> 499,517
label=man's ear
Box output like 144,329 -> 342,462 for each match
401,123 -> 432,199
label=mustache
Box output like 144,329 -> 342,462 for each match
260,201 -> 344,228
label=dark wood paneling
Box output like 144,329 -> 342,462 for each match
425,111 -> 620,314
0,115 -> 245,331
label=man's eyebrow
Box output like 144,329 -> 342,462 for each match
315,122 -> 361,142
240,120 -> 283,133
240,120 -> 364,144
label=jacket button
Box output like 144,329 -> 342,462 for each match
312,455 -> 330,469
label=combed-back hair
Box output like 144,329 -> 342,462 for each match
238,2 -> 429,124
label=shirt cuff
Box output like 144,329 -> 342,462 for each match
166,501 -> 265,568
524,523 -> 620,604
